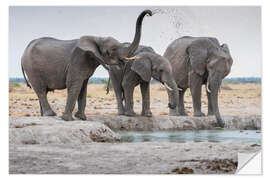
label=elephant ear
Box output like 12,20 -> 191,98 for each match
131,56 -> 152,82
187,41 -> 208,76
77,36 -> 105,62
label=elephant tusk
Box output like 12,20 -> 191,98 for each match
163,83 -> 173,91
206,82 -> 211,93
125,56 -> 138,60
177,87 -> 183,91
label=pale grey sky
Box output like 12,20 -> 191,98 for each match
9,6 -> 262,78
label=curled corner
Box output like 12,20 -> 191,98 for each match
236,151 -> 262,174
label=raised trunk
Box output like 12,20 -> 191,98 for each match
126,10 -> 152,57
167,80 -> 180,116
209,80 -> 225,128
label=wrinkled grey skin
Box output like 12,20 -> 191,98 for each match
164,36 -> 233,127
109,44 -> 179,117
21,10 -> 152,121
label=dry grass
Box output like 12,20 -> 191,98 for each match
9,82 -> 261,118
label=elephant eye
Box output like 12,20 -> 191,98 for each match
111,47 -> 117,52
159,69 -> 163,73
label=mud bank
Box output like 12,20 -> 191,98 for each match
9,117 -> 118,144
87,115 -> 261,131
9,142 -> 260,174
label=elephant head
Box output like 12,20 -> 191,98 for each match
187,39 -> 233,127
76,9 -> 152,66
131,52 -> 180,115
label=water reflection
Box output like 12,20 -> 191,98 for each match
118,130 -> 261,144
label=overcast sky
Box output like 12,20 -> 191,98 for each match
9,6 -> 262,78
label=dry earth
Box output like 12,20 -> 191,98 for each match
9,83 -> 261,118
9,142 -> 260,174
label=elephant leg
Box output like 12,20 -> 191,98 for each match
122,84 -> 136,116
189,73 -> 205,117
178,88 -> 188,116
62,80 -> 84,121
110,72 -> 125,115
75,79 -> 88,120
140,82 -> 152,117
36,90 -> 56,116
206,89 -> 214,115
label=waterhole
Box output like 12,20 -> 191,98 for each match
118,130 -> 261,144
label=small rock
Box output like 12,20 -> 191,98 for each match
250,144 -> 260,147
171,167 -> 194,174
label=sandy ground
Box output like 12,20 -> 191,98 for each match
9,142 -> 260,174
9,82 -> 261,118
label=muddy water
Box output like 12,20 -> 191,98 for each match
118,130 -> 261,144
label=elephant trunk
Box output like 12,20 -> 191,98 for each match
208,77 -> 225,128
166,80 -> 179,116
126,9 -> 152,57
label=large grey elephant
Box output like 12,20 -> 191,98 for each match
109,44 -> 180,117
163,36 -> 233,127
21,9 -> 152,121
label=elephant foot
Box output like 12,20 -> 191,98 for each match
208,110 -> 214,116
117,108 -> 125,115
141,110 -> 152,117
43,110 -> 56,116
61,113 -> 74,121
75,111 -> 87,120
194,111 -> 205,117
217,118 -> 225,128
124,110 -> 136,117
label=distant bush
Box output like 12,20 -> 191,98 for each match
222,77 -> 261,84
88,77 -> 109,84
9,77 -> 261,84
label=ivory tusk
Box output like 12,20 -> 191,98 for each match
125,56 -> 138,60
206,82 -> 211,93
163,83 -> 173,91
177,87 -> 183,91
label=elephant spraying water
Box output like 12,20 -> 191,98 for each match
21,9 -> 153,121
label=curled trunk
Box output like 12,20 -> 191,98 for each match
126,10 -> 152,57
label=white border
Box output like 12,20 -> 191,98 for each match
2,0 -> 270,179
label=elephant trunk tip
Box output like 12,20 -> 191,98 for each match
144,9 -> 153,16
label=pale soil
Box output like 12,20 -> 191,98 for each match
9,83 -> 261,118
9,142 -> 260,174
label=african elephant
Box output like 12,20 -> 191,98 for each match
21,9 -> 152,121
109,44 -> 180,117
164,36 -> 233,127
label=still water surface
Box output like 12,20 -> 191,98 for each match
118,130 -> 261,144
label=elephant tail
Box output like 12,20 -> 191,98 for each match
21,63 -> 31,88
105,77 -> 125,102
106,78 -> 110,94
